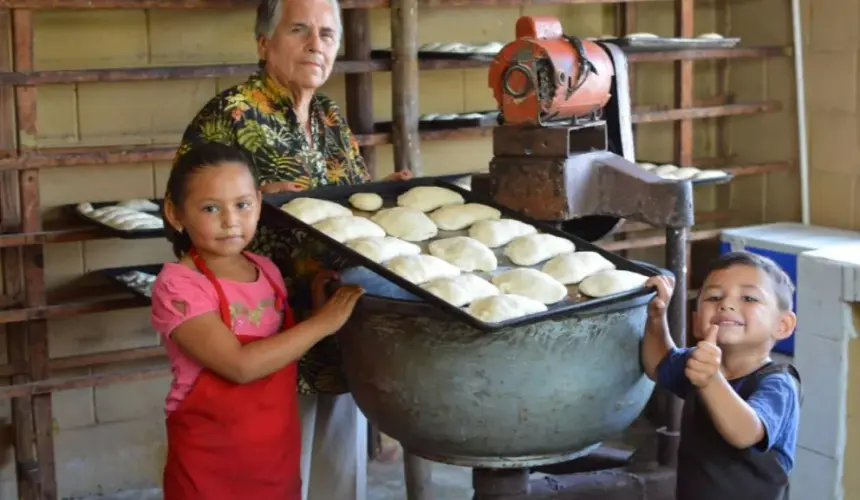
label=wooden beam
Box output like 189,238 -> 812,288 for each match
343,10 -> 377,178
390,0 -> 421,174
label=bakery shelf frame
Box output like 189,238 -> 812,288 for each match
0,0 -> 799,498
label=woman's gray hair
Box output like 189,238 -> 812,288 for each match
254,0 -> 343,41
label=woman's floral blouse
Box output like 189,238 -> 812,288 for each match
174,70 -> 372,395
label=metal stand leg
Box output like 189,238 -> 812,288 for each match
473,468 -> 529,499
657,226 -> 689,468
404,453 -> 434,500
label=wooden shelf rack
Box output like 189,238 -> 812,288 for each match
0,0 -> 797,498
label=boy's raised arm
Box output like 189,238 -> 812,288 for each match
641,275 -> 677,380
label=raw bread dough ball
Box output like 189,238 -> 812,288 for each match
672,167 -> 700,180
421,274 -> 500,307
542,251 -> 617,285
76,202 -> 95,214
312,216 -> 386,243
626,32 -> 659,39
385,254 -> 461,285
281,197 -> 352,225
118,198 -> 160,212
348,193 -> 384,212
372,206 -> 438,242
346,236 -> 421,264
504,233 -> 576,266
467,294 -> 548,324
694,169 -> 729,181
428,236 -> 498,272
579,270 -> 649,298
697,33 -> 724,40
430,203 -> 501,231
468,219 -> 537,248
654,164 -> 679,177
491,268 -> 568,305
638,162 -> 657,171
396,186 -> 465,212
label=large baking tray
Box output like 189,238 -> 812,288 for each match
371,49 -> 496,61
598,36 -> 740,52
68,199 -> 165,240
375,111 -> 499,133
101,264 -> 163,301
261,176 -> 659,332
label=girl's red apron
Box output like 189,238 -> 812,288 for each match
163,249 -> 301,500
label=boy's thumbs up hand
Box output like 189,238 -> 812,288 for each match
685,324 -> 722,388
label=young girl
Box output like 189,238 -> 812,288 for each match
150,142 -> 364,500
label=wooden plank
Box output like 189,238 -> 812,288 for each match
0,0 -> 668,8
0,46 -> 789,86
11,9 -> 57,498
343,10 -> 377,178
390,0 -> 421,174
0,346 -> 167,378
0,9 -> 38,500
0,366 -> 172,400
600,228 -> 722,251
0,293 -> 148,324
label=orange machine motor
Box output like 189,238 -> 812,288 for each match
488,16 -> 615,126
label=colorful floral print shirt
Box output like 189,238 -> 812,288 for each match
174,70 -> 372,395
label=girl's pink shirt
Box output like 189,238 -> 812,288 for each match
150,252 -> 287,414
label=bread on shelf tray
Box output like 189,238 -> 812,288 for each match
76,201 -> 164,232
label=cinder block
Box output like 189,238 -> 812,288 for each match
417,7 -> 521,44
730,112 -> 797,163
419,70 -> 465,115
420,137 -> 491,176
793,446 -> 840,500
52,380 -> 96,431
371,72 -> 392,122
33,85 -> 77,148
33,11 -> 148,70
809,0 -> 860,51
94,374 -> 170,424
83,238 -> 173,271
147,11 -> 257,66
728,176 -> 765,226
53,417 -> 166,498
368,10 -> 391,49
729,0 -> 792,45
462,69 -> 495,112
153,162 -> 172,197
39,164 -> 157,215
796,334 -> 846,457
804,50 -> 857,114
807,111 -> 860,177
43,242 -> 84,292
48,308 -> 158,359
563,4 -> 609,35
809,171 -> 856,229
765,171 -> 802,222
320,74 -> 348,115
76,80 -> 218,147
728,59 -> 766,102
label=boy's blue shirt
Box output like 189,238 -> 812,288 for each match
657,347 -> 800,473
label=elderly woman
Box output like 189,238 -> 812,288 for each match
172,0 -> 411,498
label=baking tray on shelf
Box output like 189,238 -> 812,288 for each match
598,37 -> 740,52
101,264 -> 163,301
261,176 -> 660,332
68,198 -> 165,240
374,111 -> 499,133
637,161 -> 735,186
371,49 -> 497,61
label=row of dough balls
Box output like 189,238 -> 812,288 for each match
116,270 -> 157,298
417,42 -> 505,54
638,163 -> 729,181
76,199 -> 163,231
419,111 -> 494,122
589,33 -> 726,40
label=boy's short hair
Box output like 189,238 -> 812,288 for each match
707,251 -> 795,311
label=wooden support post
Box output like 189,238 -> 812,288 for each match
675,0 -> 694,167
343,9 -> 377,179
390,0 -> 420,175
0,10 -> 38,500
403,453 -> 433,500
12,9 -> 57,499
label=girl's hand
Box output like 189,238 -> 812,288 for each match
261,181 -> 304,194
645,275 -> 674,325
311,269 -> 340,311
313,285 -> 365,335
384,170 -> 414,182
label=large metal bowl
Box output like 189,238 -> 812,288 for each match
338,264 -> 660,469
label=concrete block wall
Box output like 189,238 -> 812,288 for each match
0,4 -> 732,498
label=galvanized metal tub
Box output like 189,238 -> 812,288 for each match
338,264 -> 660,469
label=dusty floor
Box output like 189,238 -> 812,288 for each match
75,457 -> 474,500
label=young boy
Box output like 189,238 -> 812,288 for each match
641,251 -> 801,500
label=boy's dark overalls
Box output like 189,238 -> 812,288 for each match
675,363 -> 802,500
